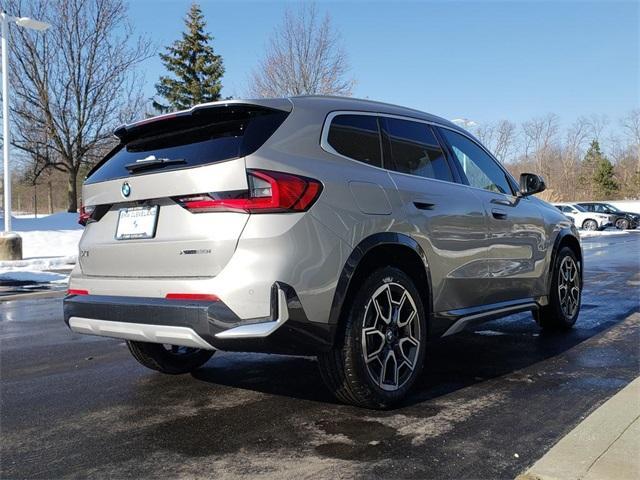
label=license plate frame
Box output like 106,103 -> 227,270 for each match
115,205 -> 159,240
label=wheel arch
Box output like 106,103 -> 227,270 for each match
328,233 -> 433,342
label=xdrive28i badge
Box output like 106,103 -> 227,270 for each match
121,182 -> 131,198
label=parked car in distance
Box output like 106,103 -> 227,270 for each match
64,96 -> 583,409
577,202 -> 639,230
554,202 -> 614,231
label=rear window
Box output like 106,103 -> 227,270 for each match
86,106 -> 289,184
327,114 -> 382,167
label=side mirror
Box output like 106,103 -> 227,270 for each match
519,173 -> 546,197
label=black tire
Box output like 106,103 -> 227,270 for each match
318,267 -> 427,409
582,219 -> 598,231
615,218 -> 629,230
534,246 -> 581,331
126,340 -> 214,374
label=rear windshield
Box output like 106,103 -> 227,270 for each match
86,105 -> 289,184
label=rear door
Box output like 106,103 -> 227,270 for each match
79,104 -> 289,278
381,117 -> 490,314
437,127 -> 548,304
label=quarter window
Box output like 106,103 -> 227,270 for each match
384,118 -> 453,182
327,115 -> 382,167
439,128 -> 513,195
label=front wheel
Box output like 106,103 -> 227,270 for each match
318,267 -> 427,409
582,219 -> 598,231
127,341 -> 214,374
534,246 -> 581,330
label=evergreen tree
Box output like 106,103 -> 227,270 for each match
581,140 -> 619,198
593,157 -> 619,198
154,3 -> 224,112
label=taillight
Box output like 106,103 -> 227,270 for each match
67,289 -> 89,295
78,204 -> 96,226
175,169 -> 322,214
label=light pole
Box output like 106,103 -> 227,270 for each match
0,10 -> 50,260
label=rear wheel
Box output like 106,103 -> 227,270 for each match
534,246 -> 581,330
318,267 -> 427,409
127,341 -> 214,374
615,218 -> 629,230
582,219 -> 598,231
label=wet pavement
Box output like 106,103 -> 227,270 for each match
1,232 -> 639,479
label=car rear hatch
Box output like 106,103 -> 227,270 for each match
79,101 -> 291,278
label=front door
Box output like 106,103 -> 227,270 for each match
437,127 -> 547,305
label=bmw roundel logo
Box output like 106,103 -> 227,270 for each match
121,182 -> 131,198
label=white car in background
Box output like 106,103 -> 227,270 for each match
554,203 -> 614,231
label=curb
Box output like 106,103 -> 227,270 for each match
517,375 -> 640,480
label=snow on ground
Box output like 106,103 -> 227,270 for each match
0,213 -> 82,281
579,228 -> 632,238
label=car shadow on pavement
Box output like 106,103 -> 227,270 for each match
190,307 -> 636,409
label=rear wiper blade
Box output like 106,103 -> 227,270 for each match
125,156 -> 186,172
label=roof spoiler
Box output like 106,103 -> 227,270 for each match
113,98 -> 293,143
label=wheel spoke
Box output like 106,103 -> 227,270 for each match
373,285 -> 393,325
381,349 -> 398,388
362,327 -> 385,363
398,337 -> 418,370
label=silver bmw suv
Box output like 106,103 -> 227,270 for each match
64,96 -> 582,408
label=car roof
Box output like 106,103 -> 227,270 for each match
120,95 -> 463,133
287,95 -> 459,129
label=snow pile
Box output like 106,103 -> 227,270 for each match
0,213 -> 82,279
579,228 -> 632,238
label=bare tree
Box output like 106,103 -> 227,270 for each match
7,0 -> 151,212
249,3 -> 354,98
522,113 -> 560,180
474,120 -> 517,163
586,113 -> 609,142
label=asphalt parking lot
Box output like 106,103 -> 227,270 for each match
1,232 -> 639,479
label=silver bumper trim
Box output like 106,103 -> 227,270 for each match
68,317 -> 215,350
215,288 -> 290,339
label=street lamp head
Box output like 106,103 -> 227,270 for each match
15,17 -> 51,31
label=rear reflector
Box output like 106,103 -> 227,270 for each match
175,169 -> 322,214
78,204 -> 96,226
67,289 -> 89,295
165,293 -> 220,302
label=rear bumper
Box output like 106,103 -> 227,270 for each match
63,282 -> 335,355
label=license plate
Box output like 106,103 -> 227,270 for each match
115,206 -> 159,240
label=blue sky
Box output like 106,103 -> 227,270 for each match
128,0 -> 639,126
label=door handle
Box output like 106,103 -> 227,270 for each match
413,201 -> 435,211
490,198 -> 513,207
492,209 -> 508,220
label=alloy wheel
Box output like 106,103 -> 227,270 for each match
361,282 -> 421,391
558,256 -> 580,319
583,220 -> 597,231
615,219 -> 629,230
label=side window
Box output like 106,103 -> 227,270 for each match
327,114 -> 382,167
384,118 -> 453,182
439,128 -> 513,195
